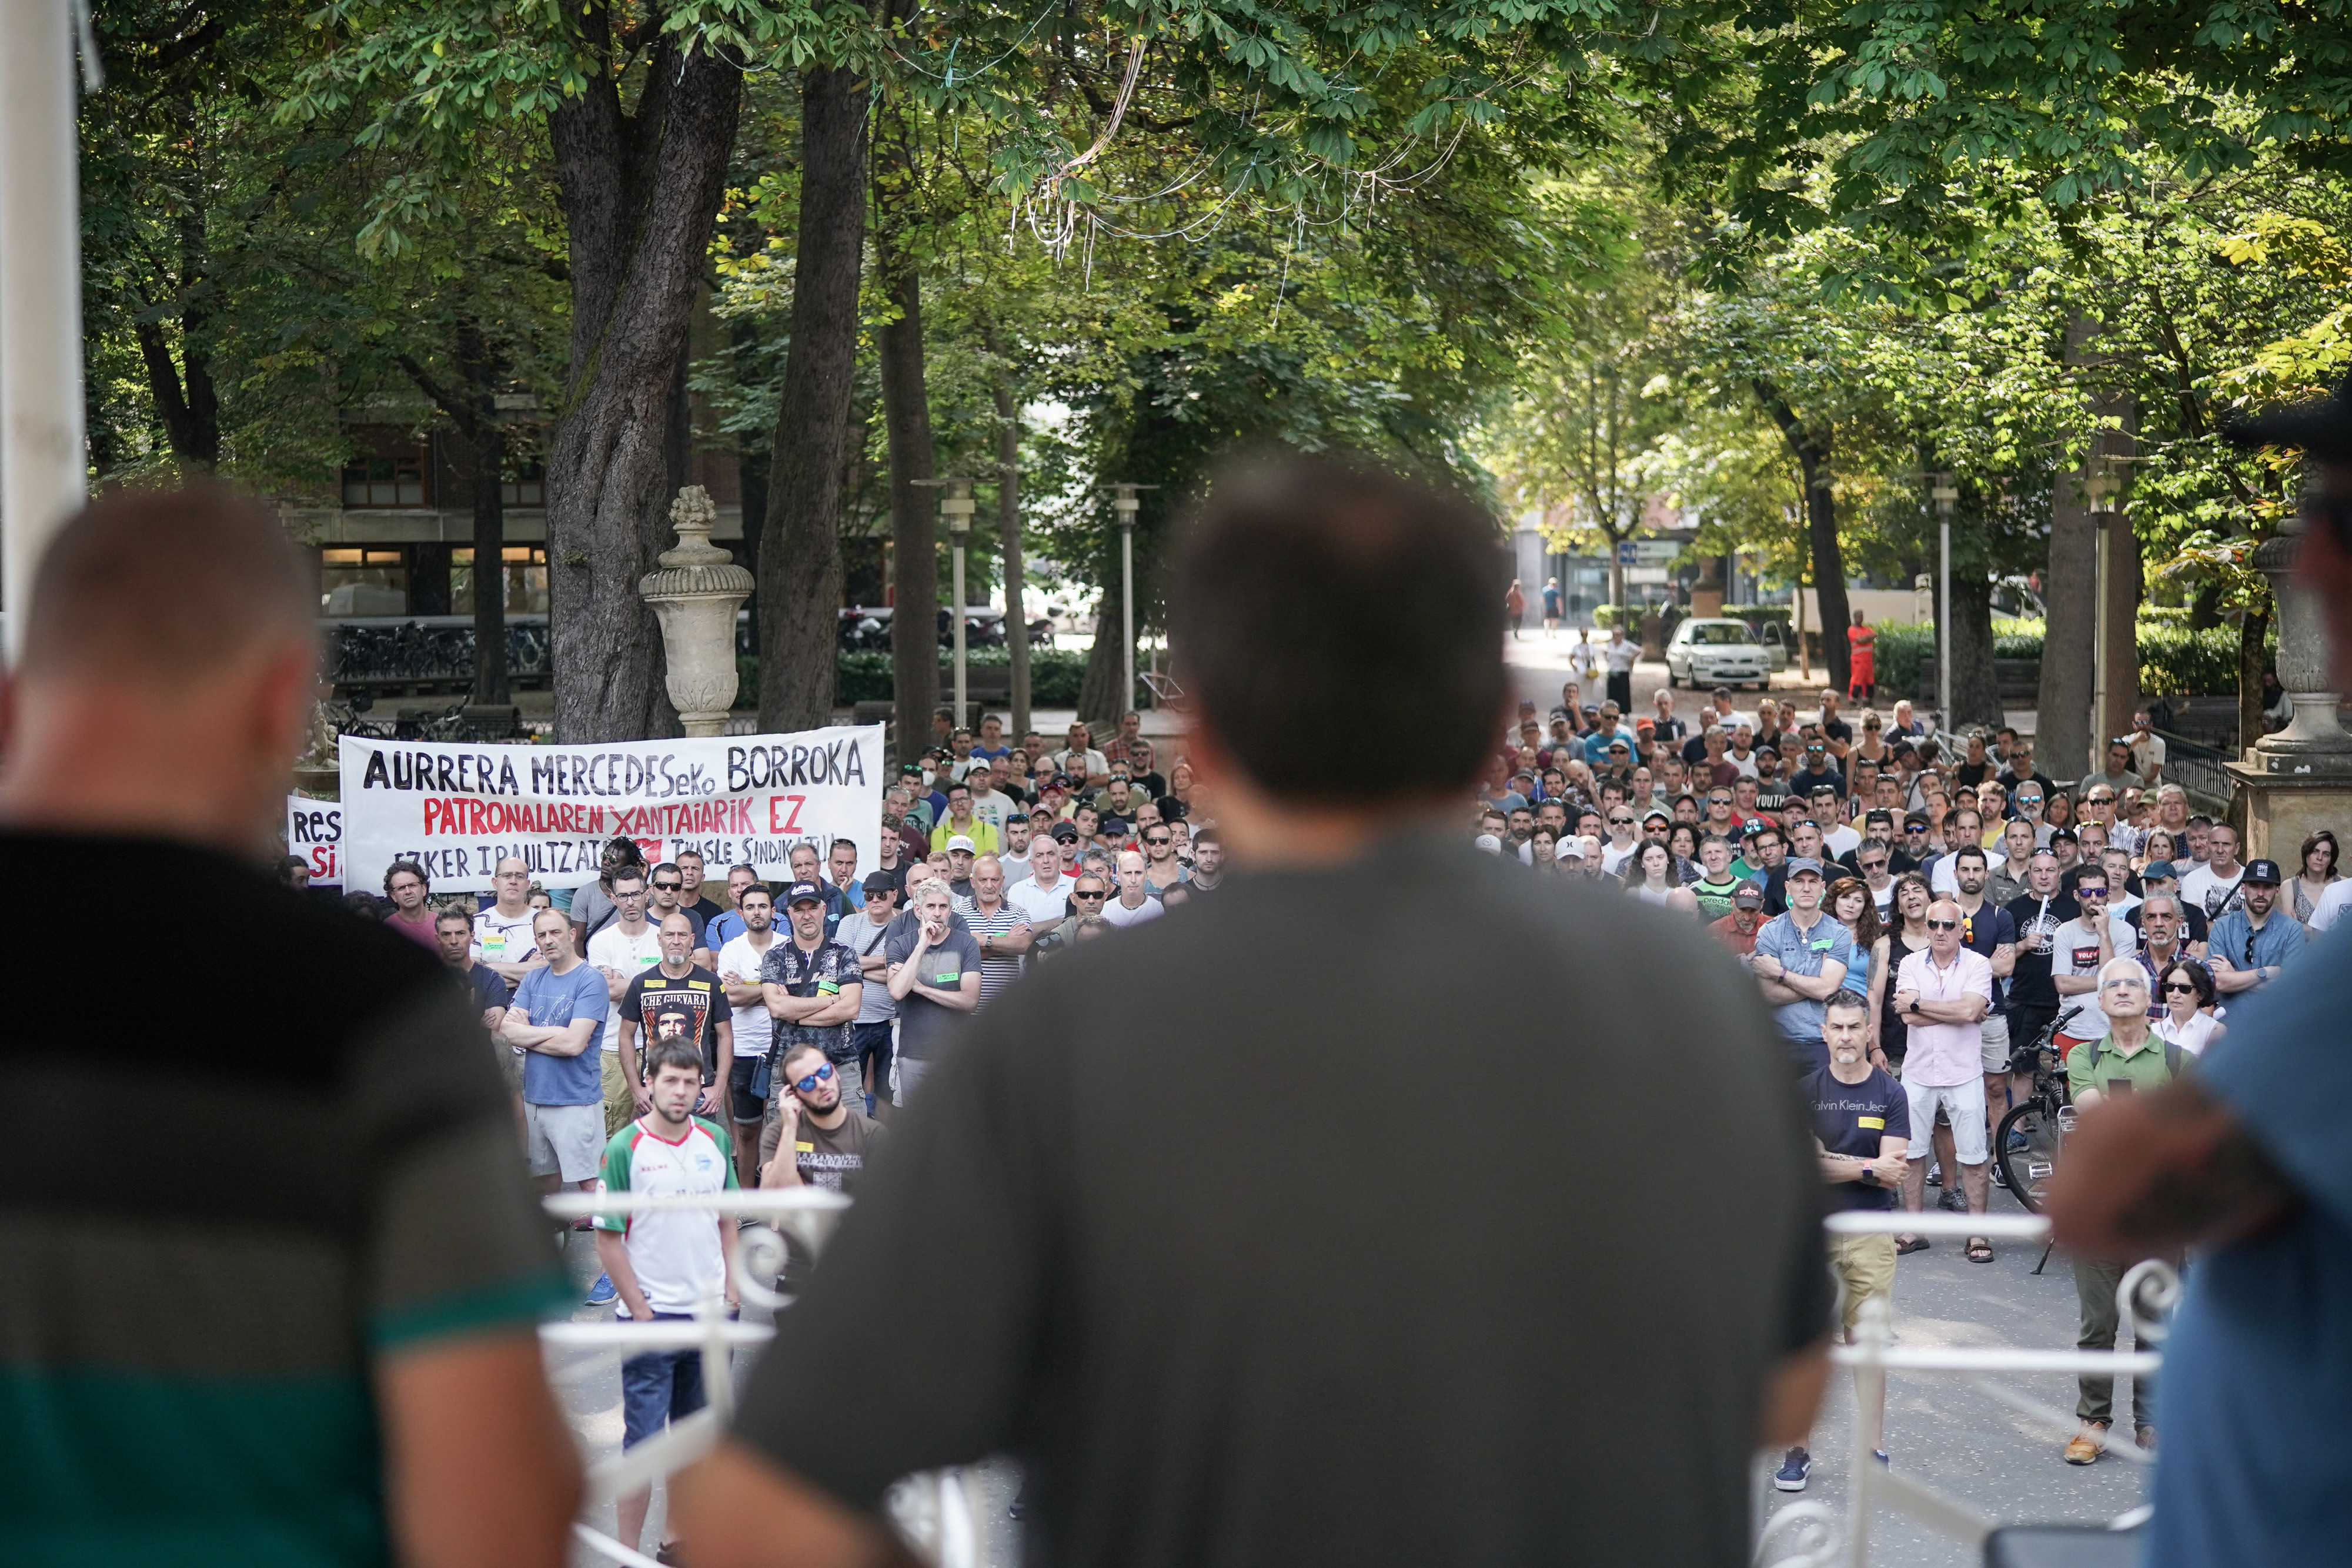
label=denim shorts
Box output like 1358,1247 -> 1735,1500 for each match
621,1322 -> 707,1449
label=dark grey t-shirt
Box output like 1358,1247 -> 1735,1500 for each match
734,833 -> 1828,1568
883,922 -> 984,1061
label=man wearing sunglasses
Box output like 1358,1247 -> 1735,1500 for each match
645,861 -> 714,967
1893,898 -> 1996,1259
2207,860 -> 2303,995
759,1039 -> 884,1212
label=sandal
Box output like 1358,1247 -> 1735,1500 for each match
1966,1237 -> 1994,1263
1896,1235 -> 1930,1255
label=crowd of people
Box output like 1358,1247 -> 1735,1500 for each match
282,676 -> 2344,1547
1455,679 -> 2337,1492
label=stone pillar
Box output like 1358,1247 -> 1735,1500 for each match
640,486 -> 756,737
2225,519 -> 2352,858
1690,554 -> 1726,618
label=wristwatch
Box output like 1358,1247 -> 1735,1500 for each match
1907,998 -> 1921,1015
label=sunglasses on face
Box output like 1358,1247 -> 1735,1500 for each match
792,1062 -> 837,1095
1073,887 -> 1107,900
1925,918 -> 1959,931
2163,981 -> 2197,995
1146,835 -> 1171,846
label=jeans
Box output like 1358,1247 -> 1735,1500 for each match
851,1020 -> 896,1108
621,1318 -> 708,1448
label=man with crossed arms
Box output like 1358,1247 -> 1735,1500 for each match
1894,899 -> 1996,1261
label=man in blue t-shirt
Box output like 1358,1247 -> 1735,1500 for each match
1746,858 -> 1857,1073
498,907 -> 613,1207
1777,990 -> 1911,1493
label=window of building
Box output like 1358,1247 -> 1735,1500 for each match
341,452 -> 427,507
319,548 -> 409,614
451,545 -> 549,615
500,459 -> 546,507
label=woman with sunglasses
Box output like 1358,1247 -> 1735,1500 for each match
2153,959 -> 2225,1057
1871,874 -> 1935,1075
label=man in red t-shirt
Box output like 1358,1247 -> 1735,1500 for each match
1711,881 -> 1768,956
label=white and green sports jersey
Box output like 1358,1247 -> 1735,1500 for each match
596,1116 -> 738,1315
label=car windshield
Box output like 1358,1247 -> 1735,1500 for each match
1688,623 -> 1758,646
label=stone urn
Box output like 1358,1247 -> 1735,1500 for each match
640,486 -> 756,737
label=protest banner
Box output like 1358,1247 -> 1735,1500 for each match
286,796 -> 343,887
337,726 -> 883,895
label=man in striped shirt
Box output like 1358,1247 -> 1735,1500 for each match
962,854 -> 1035,1005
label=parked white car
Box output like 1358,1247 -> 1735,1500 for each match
1666,618 -> 1773,690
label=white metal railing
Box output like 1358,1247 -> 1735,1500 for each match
544,1192 -> 2167,1568
540,1188 -> 981,1568
1758,1210 -> 2174,1568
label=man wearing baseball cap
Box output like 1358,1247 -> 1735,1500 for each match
2207,859 -> 2303,995
1745,856 -> 1859,1073
2052,380 -> 2352,1567
756,882 -> 864,1118
1710,879 -> 1769,958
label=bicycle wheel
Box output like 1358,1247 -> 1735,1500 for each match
1996,1101 -> 2063,1213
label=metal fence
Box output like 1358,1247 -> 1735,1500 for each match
325,616 -> 553,690
540,1195 -> 2170,1568
2152,730 -> 2234,808
1758,1211 -> 2167,1568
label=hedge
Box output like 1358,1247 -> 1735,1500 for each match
1865,619 -> 2268,699
737,648 -> 1130,710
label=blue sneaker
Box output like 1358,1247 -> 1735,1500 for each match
585,1273 -> 617,1305
1873,1450 -> 1890,1467
1774,1447 -> 1811,1492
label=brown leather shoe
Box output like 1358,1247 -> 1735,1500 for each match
2065,1420 -> 2109,1465
2136,1425 -> 2157,1454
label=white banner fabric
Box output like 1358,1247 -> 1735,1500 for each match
336,726 -> 883,894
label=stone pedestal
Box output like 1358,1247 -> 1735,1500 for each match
640,487 -> 755,737
1690,554 -> 1726,618
2230,520 -> 2352,851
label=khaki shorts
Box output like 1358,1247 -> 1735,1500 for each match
1829,1231 -> 1898,1335
602,1048 -> 636,1138
1979,1011 -> 2012,1074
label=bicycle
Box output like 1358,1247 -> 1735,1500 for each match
1994,1020 -> 2074,1213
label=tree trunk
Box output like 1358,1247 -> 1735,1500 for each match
1754,380 -> 1849,692
990,351 -> 1031,738
877,235 -> 938,761
544,27 -> 739,742
756,64 -> 868,735
2239,594 -> 2272,758
2039,466 -> 2098,777
1948,569 -> 2005,731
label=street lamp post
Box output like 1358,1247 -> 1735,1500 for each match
1106,483 -> 1157,712
1932,474 -> 1958,728
918,479 -> 978,723
2087,454 -> 2120,778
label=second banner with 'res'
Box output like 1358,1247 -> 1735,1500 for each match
338,726 -> 883,894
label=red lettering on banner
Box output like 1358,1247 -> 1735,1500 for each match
768,794 -> 805,833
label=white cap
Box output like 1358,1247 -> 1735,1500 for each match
946,834 -> 977,853
1474,834 -> 1503,854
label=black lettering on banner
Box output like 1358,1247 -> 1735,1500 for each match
790,744 -> 808,785
361,750 -> 390,790
841,739 -> 866,785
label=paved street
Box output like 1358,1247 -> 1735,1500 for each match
550,1165 -> 2152,1568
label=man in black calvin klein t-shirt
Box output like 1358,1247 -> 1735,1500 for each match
681,457 -> 1831,1568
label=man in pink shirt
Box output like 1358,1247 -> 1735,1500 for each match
1894,898 -> 1997,1259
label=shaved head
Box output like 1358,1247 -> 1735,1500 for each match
21,483 -> 316,685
